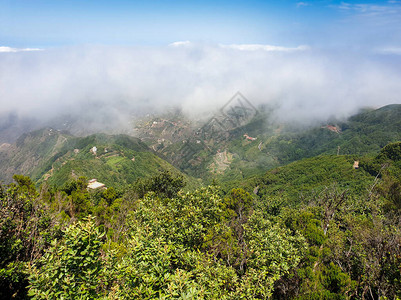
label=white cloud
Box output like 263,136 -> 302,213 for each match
171,42 -> 310,52
0,46 -> 42,53
169,41 -> 192,47
337,2 -> 352,10
0,43 -> 400,133
335,1 -> 401,16
377,47 -> 401,54
296,2 -> 309,8
220,44 -> 310,52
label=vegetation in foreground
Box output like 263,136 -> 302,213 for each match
1,142 -> 401,299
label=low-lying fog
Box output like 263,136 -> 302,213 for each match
1,42 -> 401,142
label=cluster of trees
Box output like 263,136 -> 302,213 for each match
1,143 -> 401,299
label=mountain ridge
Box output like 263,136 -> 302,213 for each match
1,104 -> 400,187
0,127 -> 192,188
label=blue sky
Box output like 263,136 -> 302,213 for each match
0,0 -> 400,49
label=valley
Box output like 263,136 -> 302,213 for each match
1,103 -> 400,299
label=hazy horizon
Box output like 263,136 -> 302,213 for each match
1,0 -> 401,138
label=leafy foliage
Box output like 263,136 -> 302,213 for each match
0,175 -> 56,299
132,170 -> 186,199
1,105 -> 401,299
28,216 -> 118,299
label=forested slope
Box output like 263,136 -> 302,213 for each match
1,142 -> 400,299
0,128 -> 195,189
132,104 -> 401,184
0,105 -> 400,299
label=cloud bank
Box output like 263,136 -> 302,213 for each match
0,46 -> 42,53
0,42 -> 400,137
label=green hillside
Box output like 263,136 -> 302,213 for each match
222,140 -> 401,214
205,104 -> 401,183
131,104 -> 401,184
0,128 -> 74,184
2,142 -> 400,300
1,111 -> 401,299
1,104 -> 400,188
0,128 -> 194,188
224,154 -> 373,204
261,104 -> 401,164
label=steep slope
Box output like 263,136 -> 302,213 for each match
261,104 -> 401,164
218,153 -> 379,213
2,104 -> 399,187
132,104 -> 401,183
220,141 -> 401,209
0,128 -> 191,188
253,155 -> 373,202
0,128 -> 73,183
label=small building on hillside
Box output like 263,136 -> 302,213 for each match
88,179 -> 106,190
353,161 -> 359,169
90,146 -> 97,155
323,125 -> 341,134
244,134 -> 257,141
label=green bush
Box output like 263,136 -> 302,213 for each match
28,216 -> 118,299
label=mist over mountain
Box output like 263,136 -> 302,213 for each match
2,0 -> 401,298
1,43 -> 400,142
